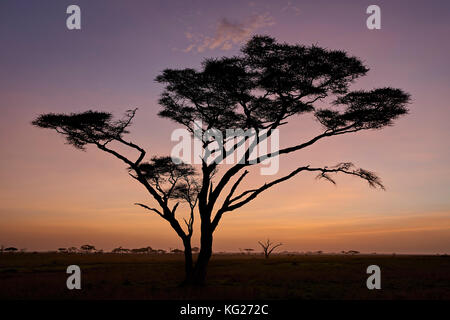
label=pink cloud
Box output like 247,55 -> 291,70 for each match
184,14 -> 275,53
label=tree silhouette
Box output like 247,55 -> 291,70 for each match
134,156 -> 199,275
32,35 -> 410,285
112,246 -> 130,254
80,244 -> 96,253
258,239 -> 282,259
131,246 -> 153,254
67,247 -> 78,253
244,248 -> 254,255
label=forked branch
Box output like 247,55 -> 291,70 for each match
222,162 -> 384,214
258,239 -> 283,259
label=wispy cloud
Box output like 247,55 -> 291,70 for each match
281,1 -> 301,16
184,14 -> 275,53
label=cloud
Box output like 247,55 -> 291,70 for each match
184,14 -> 275,53
281,1 -> 301,16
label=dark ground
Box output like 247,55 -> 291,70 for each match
0,253 -> 449,300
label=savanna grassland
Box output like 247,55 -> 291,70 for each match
0,253 -> 448,300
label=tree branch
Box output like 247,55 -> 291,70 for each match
221,163 -> 384,214
211,170 -> 249,230
134,203 -> 164,218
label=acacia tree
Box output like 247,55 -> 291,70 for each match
32,35 -> 410,285
134,156 -> 199,276
258,239 -> 283,259
244,248 -> 255,255
80,244 -> 96,253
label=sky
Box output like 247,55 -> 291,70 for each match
0,0 -> 449,253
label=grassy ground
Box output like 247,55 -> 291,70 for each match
0,253 -> 448,300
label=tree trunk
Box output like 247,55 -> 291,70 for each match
183,237 -> 193,283
191,229 -> 213,285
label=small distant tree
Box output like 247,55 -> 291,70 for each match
67,247 -> 78,253
58,248 -> 67,253
112,246 -> 130,253
144,246 -> 153,254
171,248 -> 184,254
244,248 -> 254,255
258,239 -> 282,259
131,247 -> 152,254
192,247 -> 200,253
80,244 -> 96,253
5,247 -> 18,253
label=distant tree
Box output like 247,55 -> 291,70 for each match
347,250 -> 360,255
131,247 -> 153,254
32,35 -> 410,285
192,247 -> 200,253
112,246 -> 131,254
80,244 -> 96,253
143,246 -> 153,254
67,247 -> 78,253
171,248 -> 184,254
58,248 -> 67,253
258,239 -> 282,259
244,248 -> 254,255
156,249 -> 166,254
5,247 -> 18,252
